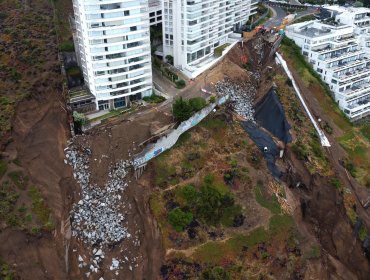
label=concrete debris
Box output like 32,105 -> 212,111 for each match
215,79 -> 256,122
66,144 -> 131,246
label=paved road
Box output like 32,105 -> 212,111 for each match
263,5 -> 317,29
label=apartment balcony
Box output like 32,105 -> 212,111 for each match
344,83 -> 370,101
317,42 -> 358,55
321,50 -> 364,63
330,57 -> 370,72
334,65 -> 370,80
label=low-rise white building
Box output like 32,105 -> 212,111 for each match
286,20 -> 370,120
72,0 -> 153,111
162,0 -> 257,78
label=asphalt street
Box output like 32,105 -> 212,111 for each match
264,5 -> 318,29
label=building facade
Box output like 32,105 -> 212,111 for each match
321,5 -> 370,55
286,20 -> 370,120
149,0 -> 162,26
162,0 -> 257,76
72,0 -> 153,111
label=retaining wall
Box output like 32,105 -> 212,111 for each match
133,95 -> 228,168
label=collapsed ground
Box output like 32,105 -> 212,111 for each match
144,36 -> 370,279
0,1 -> 369,279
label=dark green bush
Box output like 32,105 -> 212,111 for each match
168,208 -> 193,232
175,79 -> 186,89
189,97 -> 206,111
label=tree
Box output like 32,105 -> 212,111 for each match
189,97 -> 207,111
175,79 -> 186,89
173,97 -> 193,121
168,208 -> 193,232
179,185 -> 198,205
165,54 -> 174,65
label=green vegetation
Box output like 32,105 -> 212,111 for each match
280,38 -> 370,184
281,37 -> 351,130
154,152 -> 178,187
0,181 -> 19,221
293,14 -> 317,24
165,54 -> 174,65
168,208 -> 193,232
0,258 -> 15,280
172,97 -> 208,121
8,171 -> 28,190
189,97 -> 207,111
201,266 -> 231,280
255,181 -> 281,215
175,79 -> 186,89
0,160 -> 8,178
28,186 -> 54,231
59,41 -> 74,52
142,93 -> 166,104
193,212 -> 294,265
174,174 -> 243,227
305,244 -> 321,259
329,177 -> 341,189
66,66 -> 81,77
214,44 -> 230,57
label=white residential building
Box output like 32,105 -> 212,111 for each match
286,20 -> 370,120
162,0 -> 257,78
322,5 -> 370,55
72,0 -> 152,111
149,0 -> 162,25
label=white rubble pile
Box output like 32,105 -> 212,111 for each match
215,79 -> 256,122
65,145 -> 130,246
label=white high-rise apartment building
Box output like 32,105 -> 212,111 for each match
162,0 -> 257,77
286,20 -> 370,120
72,0 -> 152,111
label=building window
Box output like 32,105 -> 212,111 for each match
124,10 -> 130,16
130,26 -> 137,31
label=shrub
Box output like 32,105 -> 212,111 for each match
142,93 -> 166,104
175,79 -> 186,89
168,208 -> 193,232
209,96 -> 216,103
189,97 -> 206,111
179,185 -> 197,204
165,54 -> 174,65
173,97 -> 193,121
60,41 -> 74,52
202,266 -> 231,280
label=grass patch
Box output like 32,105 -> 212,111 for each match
154,153 -> 178,187
28,186 -> 53,231
8,170 -> 28,189
0,160 -> 8,178
0,181 -> 19,220
143,93 -> 166,104
360,124 -> 370,142
268,214 -> 294,236
255,181 -> 281,214
214,44 -> 230,57
175,131 -> 191,147
280,37 -> 352,131
305,244 -> 321,259
89,107 -> 132,122
200,118 -> 226,130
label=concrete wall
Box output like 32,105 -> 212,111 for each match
133,95 -> 229,168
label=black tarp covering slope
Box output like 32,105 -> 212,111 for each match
241,121 -> 281,178
254,88 -> 292,143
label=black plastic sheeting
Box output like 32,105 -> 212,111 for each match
241,121 -> 281,178
255,88 -> 292,144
